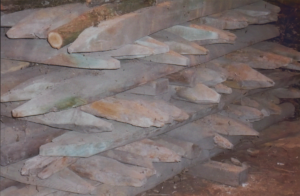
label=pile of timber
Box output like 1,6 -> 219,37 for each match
1,0 -> 300,195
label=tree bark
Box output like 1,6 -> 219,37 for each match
48,0 -> 156,49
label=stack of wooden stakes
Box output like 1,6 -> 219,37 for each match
1,0 -> 300,195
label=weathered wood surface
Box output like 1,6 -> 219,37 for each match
154,136 -> 201,159
0,177 -> 21,191
213,133 -> 234,149
1,8 -> 39,26
0,117 -> 67,166
38,24 -> 279,158
150,30 -> 208,55
142,50 -> 190,66
0,162 -> 97,194
0,59 -> 30,75
164,24 -> 236,44
1,67 -> 94,102
135,36 -> 169,54
1,101 -> 26,117
1,34 -> 120,69
269,87 -> 300,99
48,0 -> 156,49
116,139 -> 181,162
21,155 -> 58,176
70,155 -> 152,187
0,121 -> 26,147
68,0 -> 260,52
171,84 -> 221,104
213,83 -> 232,94
251,41 -> 300,62
38,157 -> 78,179
249,96 -> 282,115
223,47 -> 292,69
81,95 -> 188,127
241,97 -> 271,117
12,61 -> 179,117
101,149 -> 155,170
0,185 -> 55,196
24,108 -> 113,133
6,3 -> 90,39
0,186 -> 19,196
126,78 -> 169,96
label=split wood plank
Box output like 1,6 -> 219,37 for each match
6,3 -> 90,39
0,177 -> 21,191
249,96 -> 282,115
223,47 -> 292,69
0,162 -> 96,194
68,0 -> 260,52
150,30 -> 208,55
116,139 -> 181,162
48,0 -> 156,49
251,41 -> 300,62
213,133 -> 234,149
213,83 -> 233,94
69,155 -> 152,187
269,87 -> 300,99
1,34 -> 120,69
0,59 -> 30,75
126,78 -> 169,96
11,61 -> 179,117
23,108 -> 113,133
241,97 -> 271,117
170,84 -> 221,104
21,155 -> 58,176
141,50 -> 190,66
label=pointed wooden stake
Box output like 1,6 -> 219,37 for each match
142,50 -> 190,66
150,30 -> 208,55
165,24 -> 236,44
117,139 -> 181,162
171,84 -> 221,104
24,108 -> 113,133
0,162 -> 96,194
21,155 -> 58,176
224,47 -> 292,69
126,78 -> 169,96
213,83 -> 232,94
135,36 -> 169,54
270,88 -> 300,99
214,134 -> 234,149
1,59 -> 30,75
70,155 -> 150,187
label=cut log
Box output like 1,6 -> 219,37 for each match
6,3 -> 90,39
1,35 -> 121,69
80,96 -> 187,127
101,149 -> 155,170
38,157 -> 78,179
135,36 -> 169,54
213,61 -> 275,89
1,8 -> 39,27
0,0 -> 85,12
11,61 -> 179,117
251,41 -> 300,62
24,108 -> 113,133
0,123 -> 66,166
69,155 -> 150,187
116,139 -> 181,162
1,68 -> 92,102
154,136 -> 201,159
21,155 -> 58,176
126,78 -> 169,96
171,84 -> 221,104
213,83 -> 233,94
269,87 -> 300,99
68,0 -> 259,52
0,162 -> 96,194
1,59 -> 30,75
223,47 -> 292,69
214,133 -> 234,149
150,30 -> 208,55
165,24 -> 236,44
220,104 -> 264,123
48,0 -> 156,49
142,50 -> 190,66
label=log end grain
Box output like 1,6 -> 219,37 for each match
48,32 -> 63,49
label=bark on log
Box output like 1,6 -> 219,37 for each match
48,0 -> 156,49
1,0 -> 85,12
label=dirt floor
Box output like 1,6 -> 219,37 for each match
138,120 -> 300,196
